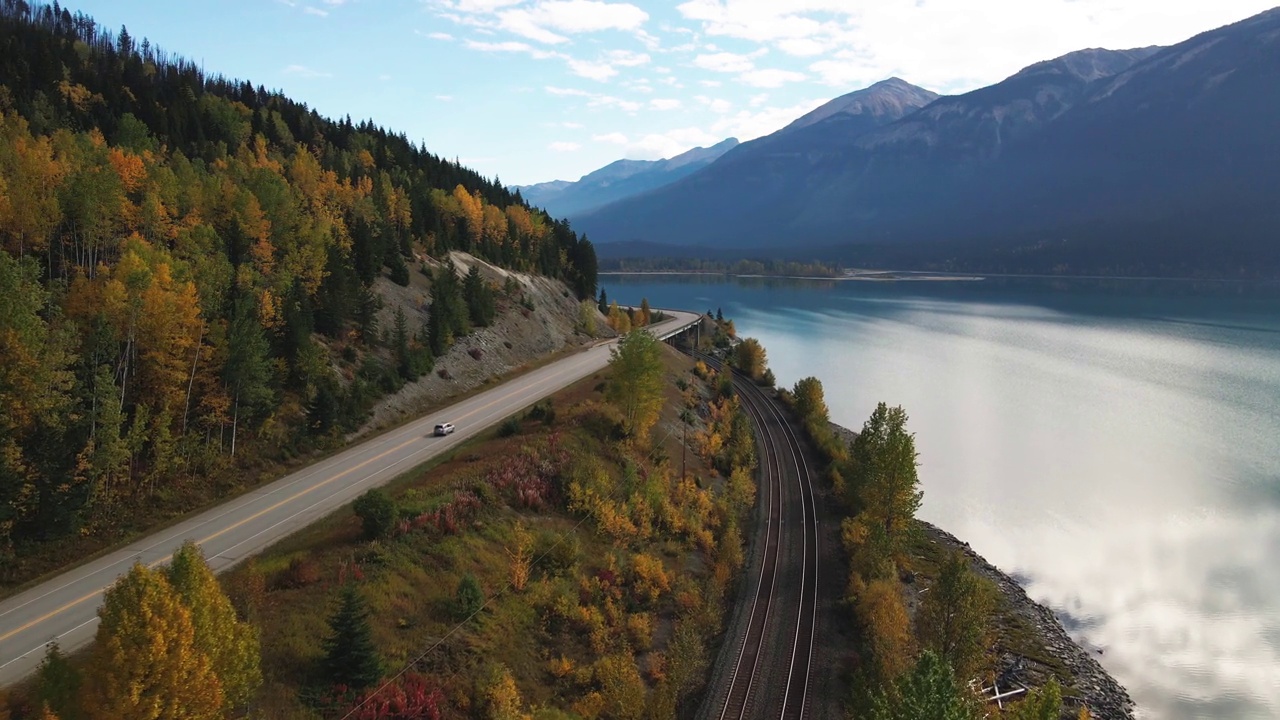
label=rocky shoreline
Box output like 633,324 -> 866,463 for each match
920,521 -> 1135,719
829,423 -> 1135,719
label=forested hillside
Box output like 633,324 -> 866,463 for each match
0,0 -> 596,576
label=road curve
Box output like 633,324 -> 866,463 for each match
0,311 -> 701,686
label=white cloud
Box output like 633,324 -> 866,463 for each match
749,93 -> 769,107
607,49 -> 651,67
436,94 -> 455,101
303,6 -> 328,16
452,0 -> 524,11
738,68 -> 806,88
467,39 -> 535,52
650,98 -> 683,111
549,141 -> 582,152
495,1 -> 649,45
524,0 -> 649,33
568,58 -> 618,81
593,132 -> 630,144
694,95 -> 732,114
544,86 -> 641,112
282,64 -> 331,78
776,36 -> 829,57
426,31 -> 455,41
563,121 -> 585,129
545,86 -> 592,97
709,97 -> 828,141
635,28 -> 663,50
699,79 -> 722,87
498,10 -> 570,44
675,1 -> 1280,95
625,126 -> 722,160
693,50 -> 760,73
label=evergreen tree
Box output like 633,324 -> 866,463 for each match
456,572 -> 484,618
321,584 -> 383,690
223,296 -> 273,452
463,265 -> 495,327
393,306 -> 412,380
166,542 -> 263,711
597,288 -> 609,315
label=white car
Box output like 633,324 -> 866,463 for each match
433,422 -> 455,436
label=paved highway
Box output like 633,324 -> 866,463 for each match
0,310 -> 700,685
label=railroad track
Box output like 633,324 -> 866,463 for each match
695,351 -> 820,720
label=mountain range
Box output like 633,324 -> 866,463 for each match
514,138 -> 739,218
549,9 -> 1280,278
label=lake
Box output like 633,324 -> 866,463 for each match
603,274 -> 1280,720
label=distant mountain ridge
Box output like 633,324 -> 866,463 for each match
516,138 -> 739,218
578,8 -> 1280,278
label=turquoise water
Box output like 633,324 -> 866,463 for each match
603,274 -> 1280,720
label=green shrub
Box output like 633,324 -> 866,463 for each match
456,573 -> 484,618
353,489 -> 397,540
498,416 -> 522,437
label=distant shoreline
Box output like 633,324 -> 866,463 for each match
598,270 -> 985,282
599,269 -> 1280,284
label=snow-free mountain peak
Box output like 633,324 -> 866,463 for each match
784,77 -> 939,132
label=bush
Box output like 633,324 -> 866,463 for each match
353,489 -> 397,540
278,557 -> 321,589
456,573 -> 484,618
498,416 -> 522,437
527,400 -> 556,425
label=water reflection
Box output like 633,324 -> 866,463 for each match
605,275 -> 1280,720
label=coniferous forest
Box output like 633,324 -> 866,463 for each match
0,0 -> 597,577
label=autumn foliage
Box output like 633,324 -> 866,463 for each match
0,4 -> 597,577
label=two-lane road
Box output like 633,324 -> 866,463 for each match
0,311 -> 700,685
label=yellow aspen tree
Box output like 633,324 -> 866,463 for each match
81,563 -> 223,720
856,578 -> 915,685
166,542 -> 262,711
506,521 -> 533,592
483,665 -> 530,720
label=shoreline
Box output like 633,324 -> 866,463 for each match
828,421 -> 1135,719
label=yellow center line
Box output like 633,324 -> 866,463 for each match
0,349 -> 604,647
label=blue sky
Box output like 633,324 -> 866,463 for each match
66,0 -> 1279,185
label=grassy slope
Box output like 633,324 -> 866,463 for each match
227,345 -> 743,719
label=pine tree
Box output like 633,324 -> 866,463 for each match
463,264 -> 495,327
166,542 -> 262,711
322,584 -> 384,690
456,572 -> 484,619
81,563 -> 223,720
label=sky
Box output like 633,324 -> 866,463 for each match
64,0 -> 1280,185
